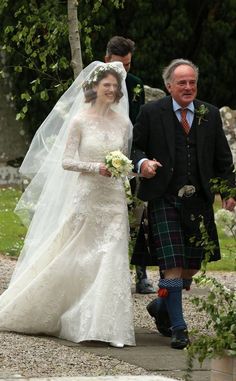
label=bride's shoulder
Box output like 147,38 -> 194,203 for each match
69,112 -> 89,129
111,110 -> 130,125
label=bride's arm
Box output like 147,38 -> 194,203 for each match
62,118 -> 100,173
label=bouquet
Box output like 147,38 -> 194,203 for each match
105,150 -> 134,178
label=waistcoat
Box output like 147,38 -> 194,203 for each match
166,114 -> 202,194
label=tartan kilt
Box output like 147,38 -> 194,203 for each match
131,195 -> 220,270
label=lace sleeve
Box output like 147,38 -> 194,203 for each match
62,118 -> 100,173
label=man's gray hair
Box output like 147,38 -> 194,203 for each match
162,59 -> 199,87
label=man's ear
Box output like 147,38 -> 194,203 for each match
104,55 -> 109,63
166,83 -> 171,93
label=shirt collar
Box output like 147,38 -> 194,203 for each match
172,99 -> 194,113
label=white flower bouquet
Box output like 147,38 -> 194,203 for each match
105,150 -> 134,178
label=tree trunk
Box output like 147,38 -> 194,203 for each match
67,0 -> 83,79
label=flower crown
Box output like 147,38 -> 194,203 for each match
85,63 -> 126,86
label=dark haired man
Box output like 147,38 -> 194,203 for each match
105,36 -> 155,294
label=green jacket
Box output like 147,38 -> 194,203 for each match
126,72 -> 145,125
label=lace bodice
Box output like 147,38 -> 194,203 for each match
62,112 -> 130,174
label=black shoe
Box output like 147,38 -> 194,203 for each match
146,299 -> 172,337
136,278 -> 156,294
171,328 -> 190,349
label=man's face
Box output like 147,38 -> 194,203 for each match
105,53 -> 132,72
167,64 -> 197,108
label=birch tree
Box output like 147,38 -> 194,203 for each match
67,0 -> 83,79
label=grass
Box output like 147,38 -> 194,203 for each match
0,187 -> 26,256
0,187 -> 235,270
207,196 -> 236,271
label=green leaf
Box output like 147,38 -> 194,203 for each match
22,104 -> 28,113
14,66 -> 23,73
40,90 -> 49,101
21,92 -> 31,102
16,112 -> 25,120
50,63 -> 58,71
4,25 -> 14,34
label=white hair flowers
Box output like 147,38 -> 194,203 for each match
86,64 -> 125,86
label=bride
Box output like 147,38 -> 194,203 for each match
0,61 -> 135,347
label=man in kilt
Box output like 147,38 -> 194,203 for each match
131,58 -> 235,349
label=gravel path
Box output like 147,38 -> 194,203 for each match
0,254 -> 235,378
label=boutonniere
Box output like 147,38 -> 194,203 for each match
132,84 -> 143,102
195,104 -> 209,125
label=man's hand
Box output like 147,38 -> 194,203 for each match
141,159 -> 162,179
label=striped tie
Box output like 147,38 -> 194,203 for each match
180,108 -> 190,134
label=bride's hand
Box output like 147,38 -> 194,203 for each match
99,164 -> 111,177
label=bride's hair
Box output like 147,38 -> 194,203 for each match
83,67 -> 123,104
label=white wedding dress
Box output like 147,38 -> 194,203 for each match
0,112 -> 135,346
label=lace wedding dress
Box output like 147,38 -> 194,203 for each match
0,112 -> 135,346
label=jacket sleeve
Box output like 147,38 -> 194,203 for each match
131,105 -> 150,171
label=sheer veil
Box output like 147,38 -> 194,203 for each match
12,61 -> 132,283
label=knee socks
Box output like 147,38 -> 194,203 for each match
158,278 -> 187,331
160,270 -> 193,290
157,275 -> 193,304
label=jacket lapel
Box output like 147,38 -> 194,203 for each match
161,97 -> 175,162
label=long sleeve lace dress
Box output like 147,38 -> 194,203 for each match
0,112 -> 135,346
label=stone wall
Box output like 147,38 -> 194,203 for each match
219,106 -> 236,164
0,164 -> 22,186
144,85 -> 166,102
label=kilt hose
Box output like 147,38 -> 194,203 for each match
131,195 -> 220,270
